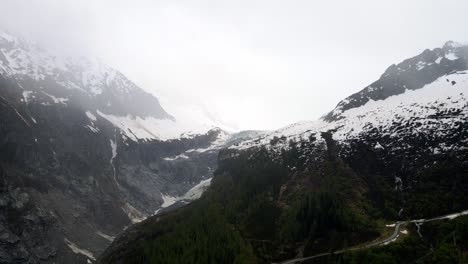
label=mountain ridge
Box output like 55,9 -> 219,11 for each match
0,30 -> 250,263
323,40 -> 467,121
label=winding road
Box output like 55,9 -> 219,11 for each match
275,210 -> 468,264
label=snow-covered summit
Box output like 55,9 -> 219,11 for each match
0,30 -> 132,96
323,41 -> 467,121
0,30 -> 230,141
231,43 -> 468,156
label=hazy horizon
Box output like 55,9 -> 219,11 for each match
1,0 -> 467,130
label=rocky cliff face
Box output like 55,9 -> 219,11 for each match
0,31 -> 234,263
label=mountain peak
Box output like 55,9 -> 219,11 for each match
322,41 -> 468,121
443,40 -> 464,50
0,30 -> 181,141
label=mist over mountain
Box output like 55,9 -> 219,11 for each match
0,2 -> 468,264
3,0 -> 468,130
0,30 -> 262,263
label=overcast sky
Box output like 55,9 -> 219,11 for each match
1,0 -> 467,130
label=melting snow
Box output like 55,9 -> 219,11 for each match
182,178 -> 212,200
41,91 -> 68,104
374,142 -> 384,150
122,202 -> 146,224
85,111 -> 97,121
64,238 -> 96,261
163,154 -> 189,161
85,125 -> 100,133
22,91 -> 33,103
160,194 -> 179,208
12,107 -> 31,127
109,136 -> 119,187
96,231 -> 115,242
445,52 -> 459,61
156,178 -> 212,214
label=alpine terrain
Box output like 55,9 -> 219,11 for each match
0,30 -> 262,263
100,41 -> 468,263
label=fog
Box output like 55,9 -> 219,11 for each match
1,0 -> 467,130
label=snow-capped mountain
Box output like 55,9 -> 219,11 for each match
222,41 -> 468,225
232,41 -> 468,156
0,30 -> 246,263
0,30 -> 231,142
324,40 -> 467,121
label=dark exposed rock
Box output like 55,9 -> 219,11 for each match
0,31 -> 238,263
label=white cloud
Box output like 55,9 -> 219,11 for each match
1,0 -> 467,130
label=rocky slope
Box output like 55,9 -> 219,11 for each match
99,41 -> 468,263
0,30 -> 242,263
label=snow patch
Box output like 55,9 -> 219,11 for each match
182,178 -> 212,200
231,70 -> 468,154
85,125 -> 100,133
85,111 -> 97,121
156,178 -> 212,214
445,52 -> 459,61
164,154 -> 189,161
96,231 -> 115,242
22,91 -> 33,103
374,142 -> 384,150
109,135 -> 119,187
42,91 -> 68,104
122,203 -> 146,224
12,107 -> 31,126
64,238 -> 96,261
160,194 -> 179,208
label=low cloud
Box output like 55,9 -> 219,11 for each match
1,0 -> 467,130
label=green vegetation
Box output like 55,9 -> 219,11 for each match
100,137 -> 468,264
404,160 -> 468,219
337,215 -> 468,264
102,199 -> 256,264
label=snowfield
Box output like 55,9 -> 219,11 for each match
232,70 -> 468,154
0,30 -> 228,142
155,178 -> 212,215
